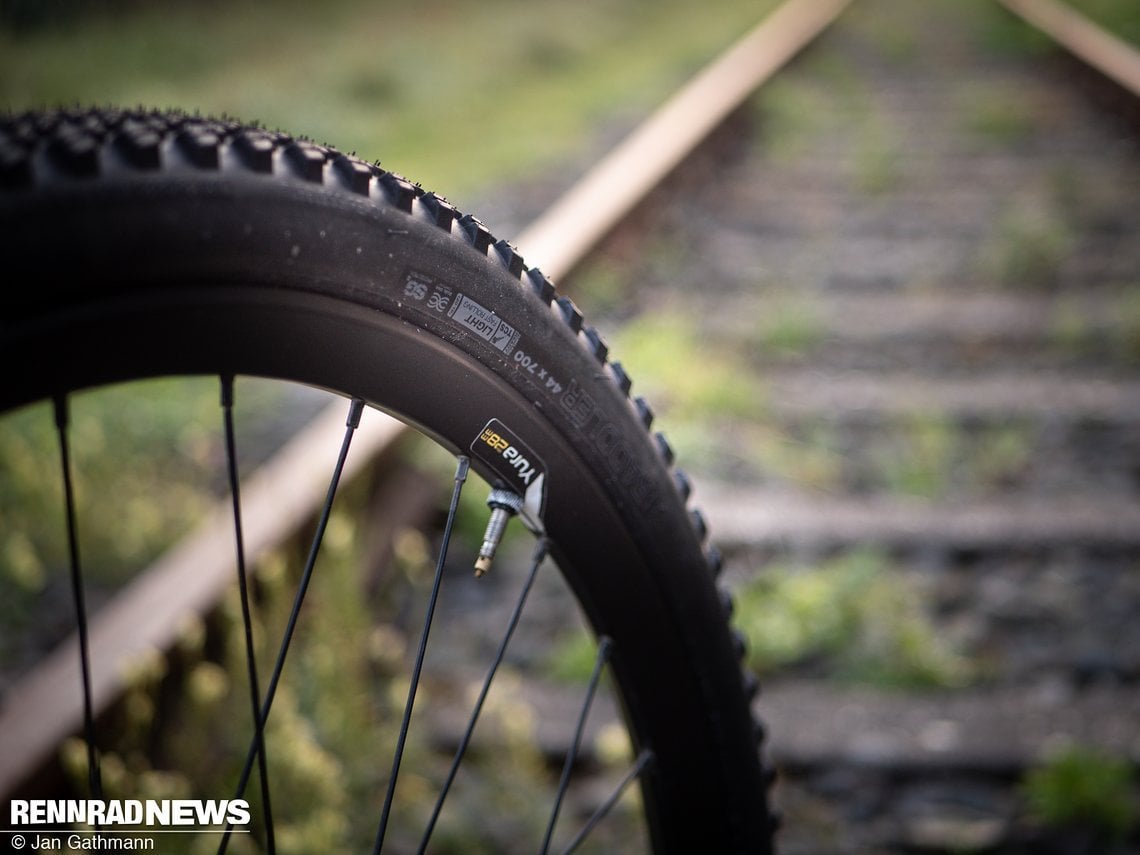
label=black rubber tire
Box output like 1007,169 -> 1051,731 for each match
0,107 -> 775,853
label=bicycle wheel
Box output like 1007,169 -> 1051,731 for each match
0,107 -> 775,853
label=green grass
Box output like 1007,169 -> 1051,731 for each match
752,54 -> 865,167
751,294 -> 825,357
972,0 -> 1140,58
612,308 -> 768,425
2,0 -> 779,201
874,415 -> 959,500
604,308 -> 831,484
959,83 -> 1041,146
1022,745 -> 1139,842
981,196 -> 1075,289
1,380 -> 223,572
1,381 -> 213,676
0,378 -> 306,672
733,549 -> 975,690
858,416 -> 1035,501
1112,284 -> 1140,364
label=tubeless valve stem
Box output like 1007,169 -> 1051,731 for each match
475,489 -> 524,577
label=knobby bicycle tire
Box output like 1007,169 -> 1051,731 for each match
0,107 -> 776,853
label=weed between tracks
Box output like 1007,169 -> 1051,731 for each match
983,198 -> 1076,289
1022,745 -> 1139,845
734,549 -> 976,691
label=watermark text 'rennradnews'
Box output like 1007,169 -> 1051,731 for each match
9,799 -> 251,828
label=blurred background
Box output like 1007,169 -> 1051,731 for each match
3,0 -> 1140,852
1,0 -> 780,206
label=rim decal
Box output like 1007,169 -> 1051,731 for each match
471,419 -> 547,530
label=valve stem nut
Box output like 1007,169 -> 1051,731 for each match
475,489 -> 524,577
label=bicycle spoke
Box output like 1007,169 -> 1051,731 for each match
540,636 -> 614,855
559,749 -> 653,855
220,376 -> 275,855
418,536 -> 549,853
373,455 -> 470,854
219,396 -> 364,852
53,395 -> 102,801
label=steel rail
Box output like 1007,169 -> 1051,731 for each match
997,0 -> 1140,99
0,0 -> 847,800
516,0 -> 853,282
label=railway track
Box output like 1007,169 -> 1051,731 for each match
557,0 -> 1140,849
3,0 -> 1140,851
